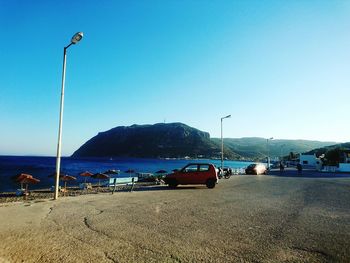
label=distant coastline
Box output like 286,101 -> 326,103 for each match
0,156 -> 252,192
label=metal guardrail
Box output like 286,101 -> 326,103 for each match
321,166 -> 337,172
231,168 -> 246,175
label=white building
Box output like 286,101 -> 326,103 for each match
338,163 -> 350,172
337,151 -> 350,172
299,154 -> 322,170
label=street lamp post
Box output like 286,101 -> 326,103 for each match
266,137 -> 273,170
54,32 -> 83,200
221,115 -> 231,171
280,144 -> 285,161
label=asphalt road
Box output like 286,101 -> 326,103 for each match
0,172 -> 349,262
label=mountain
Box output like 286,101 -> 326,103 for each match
71,123 -> 239,159
305,142 -> 350,156
302,142 -> 350,166
72,122 -> 337,160
211,137 -> 337,159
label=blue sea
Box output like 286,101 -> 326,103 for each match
0,156 -> 253,192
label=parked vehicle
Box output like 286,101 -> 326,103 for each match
164,163 -> 218,188
222,167 -> 232,179
245,163 -> 268,175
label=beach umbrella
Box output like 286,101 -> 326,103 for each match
19,176 -> 40,184
60,175 -> 77,194
18,175 -> 40,197
60,175 -> 76,181
92,173 -> 109,179
14,173 -> 33,189
91,173 -> 110,186
155,170 -> 167,179
79,171 -> 93,183
48,173 -> 76,193
104,169 -> 120,175
156,170 -> 167,174
80,171 -> 93,177
14,173 -> 33,181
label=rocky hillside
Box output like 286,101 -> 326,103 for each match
71,123 -> 239,159
72,122 -> 336,160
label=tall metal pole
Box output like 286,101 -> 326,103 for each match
221,118 -> 223,170
267,138 -> 270,169
54,47 -> 67,200
280,144 -> 285,161
220,115 -> 231,171
54,32 -> 83,200
55,44 -> 71,200
267,137 -> 273,170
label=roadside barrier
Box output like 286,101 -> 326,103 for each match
231,168 -> 246,175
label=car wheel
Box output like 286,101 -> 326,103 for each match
206,179 -> 216,189
168,179 -> 178,189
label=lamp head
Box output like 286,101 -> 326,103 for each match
71,32 -> 83,44
222,114 -> 231,120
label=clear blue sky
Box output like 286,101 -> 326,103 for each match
1,0 -> 349,156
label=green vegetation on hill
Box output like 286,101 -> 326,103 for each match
305,143 -> 350,166
305,142 -> 350,156
211,137 -> 337,160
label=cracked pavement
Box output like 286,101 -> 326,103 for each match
0,174 -> 350,262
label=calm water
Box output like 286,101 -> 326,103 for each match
0,156 -> 253,192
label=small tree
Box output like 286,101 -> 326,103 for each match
324,148 -> 342,166
289,152 -> 294,160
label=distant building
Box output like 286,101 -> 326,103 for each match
299,154 -> 322,170
338,150 -> 350,172
341,151 -> 350,163
338,163 -> 350,172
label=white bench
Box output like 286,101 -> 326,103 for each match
106,177 -> 138,193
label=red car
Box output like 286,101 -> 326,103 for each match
164,163 -> 218,188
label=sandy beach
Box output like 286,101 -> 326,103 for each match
1,172 -> 350,263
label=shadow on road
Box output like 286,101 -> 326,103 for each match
134,185 -> 205,192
